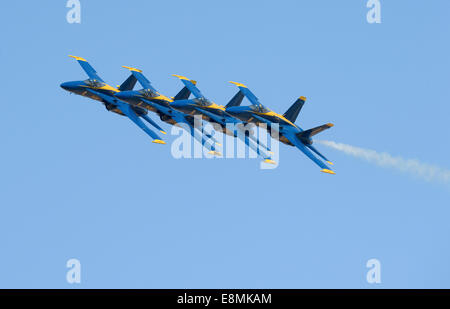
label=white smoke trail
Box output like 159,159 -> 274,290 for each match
317,140 -> 450,186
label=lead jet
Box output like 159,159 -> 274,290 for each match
168,75 -> 276,164
226,82 -> 335,174
60,56 -> 167,144
115,66 -> 223,156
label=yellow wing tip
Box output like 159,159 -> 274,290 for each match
69,55 -> 87,62
215,143 -> 222,147
191,80 -> 197,85
299,96 -> 307,101
229,81 -> 247,88
172,74 -> 189,80
122,66 -> 142,73
321,169 -> 336,175
152,139 -> 166,145
208,151 -> 222,157
326,161 -> 334,165
264,159 -> 277,165
160,131 -> 167,135
327,123 -> 334,127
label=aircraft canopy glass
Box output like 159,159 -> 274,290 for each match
250,104 -> 269,113
193,97 -> 212,107
139,89 -> 159,98
85,79 -> 105,88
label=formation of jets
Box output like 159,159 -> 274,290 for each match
61,56 -> 335,174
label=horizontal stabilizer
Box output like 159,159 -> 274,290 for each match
283,97 -> 306,123
297,123 -> 334,140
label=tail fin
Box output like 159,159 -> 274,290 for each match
173,80 -> 197,101
296,123 -> 334,141
225,91 -> 244,108
122,66 -> 158,92
69,55 -> 104,82
118,74 -> 138,91
283,96 -> 306,123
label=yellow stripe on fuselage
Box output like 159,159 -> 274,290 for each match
254,110 -> 298,128
138,94 -> 173,103
153,94 -> 172,102
206,103 -> 225,111
80,83 -> 119,93
97,84 -> 119,93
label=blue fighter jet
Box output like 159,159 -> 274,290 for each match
226,82 -> 335,174
60,56 -> 167,144
168,75 -> 276,164
115,66 -> 223,156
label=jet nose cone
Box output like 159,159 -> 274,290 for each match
60,81 -> 79,91
60,82 -> 71,91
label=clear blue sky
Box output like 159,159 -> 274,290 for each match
1,0 -> 449,288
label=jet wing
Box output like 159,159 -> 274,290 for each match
140,114 -> 166,135
86,89 -> 165,144
193,108 -> 273,160
306,144 -> 333,165
172,75 -> 205,99
193,107 -> 228,124
69,55 -> 105,82
140,98 -> 222,150
282,129 -> 335,174
169,110 -> 220,155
